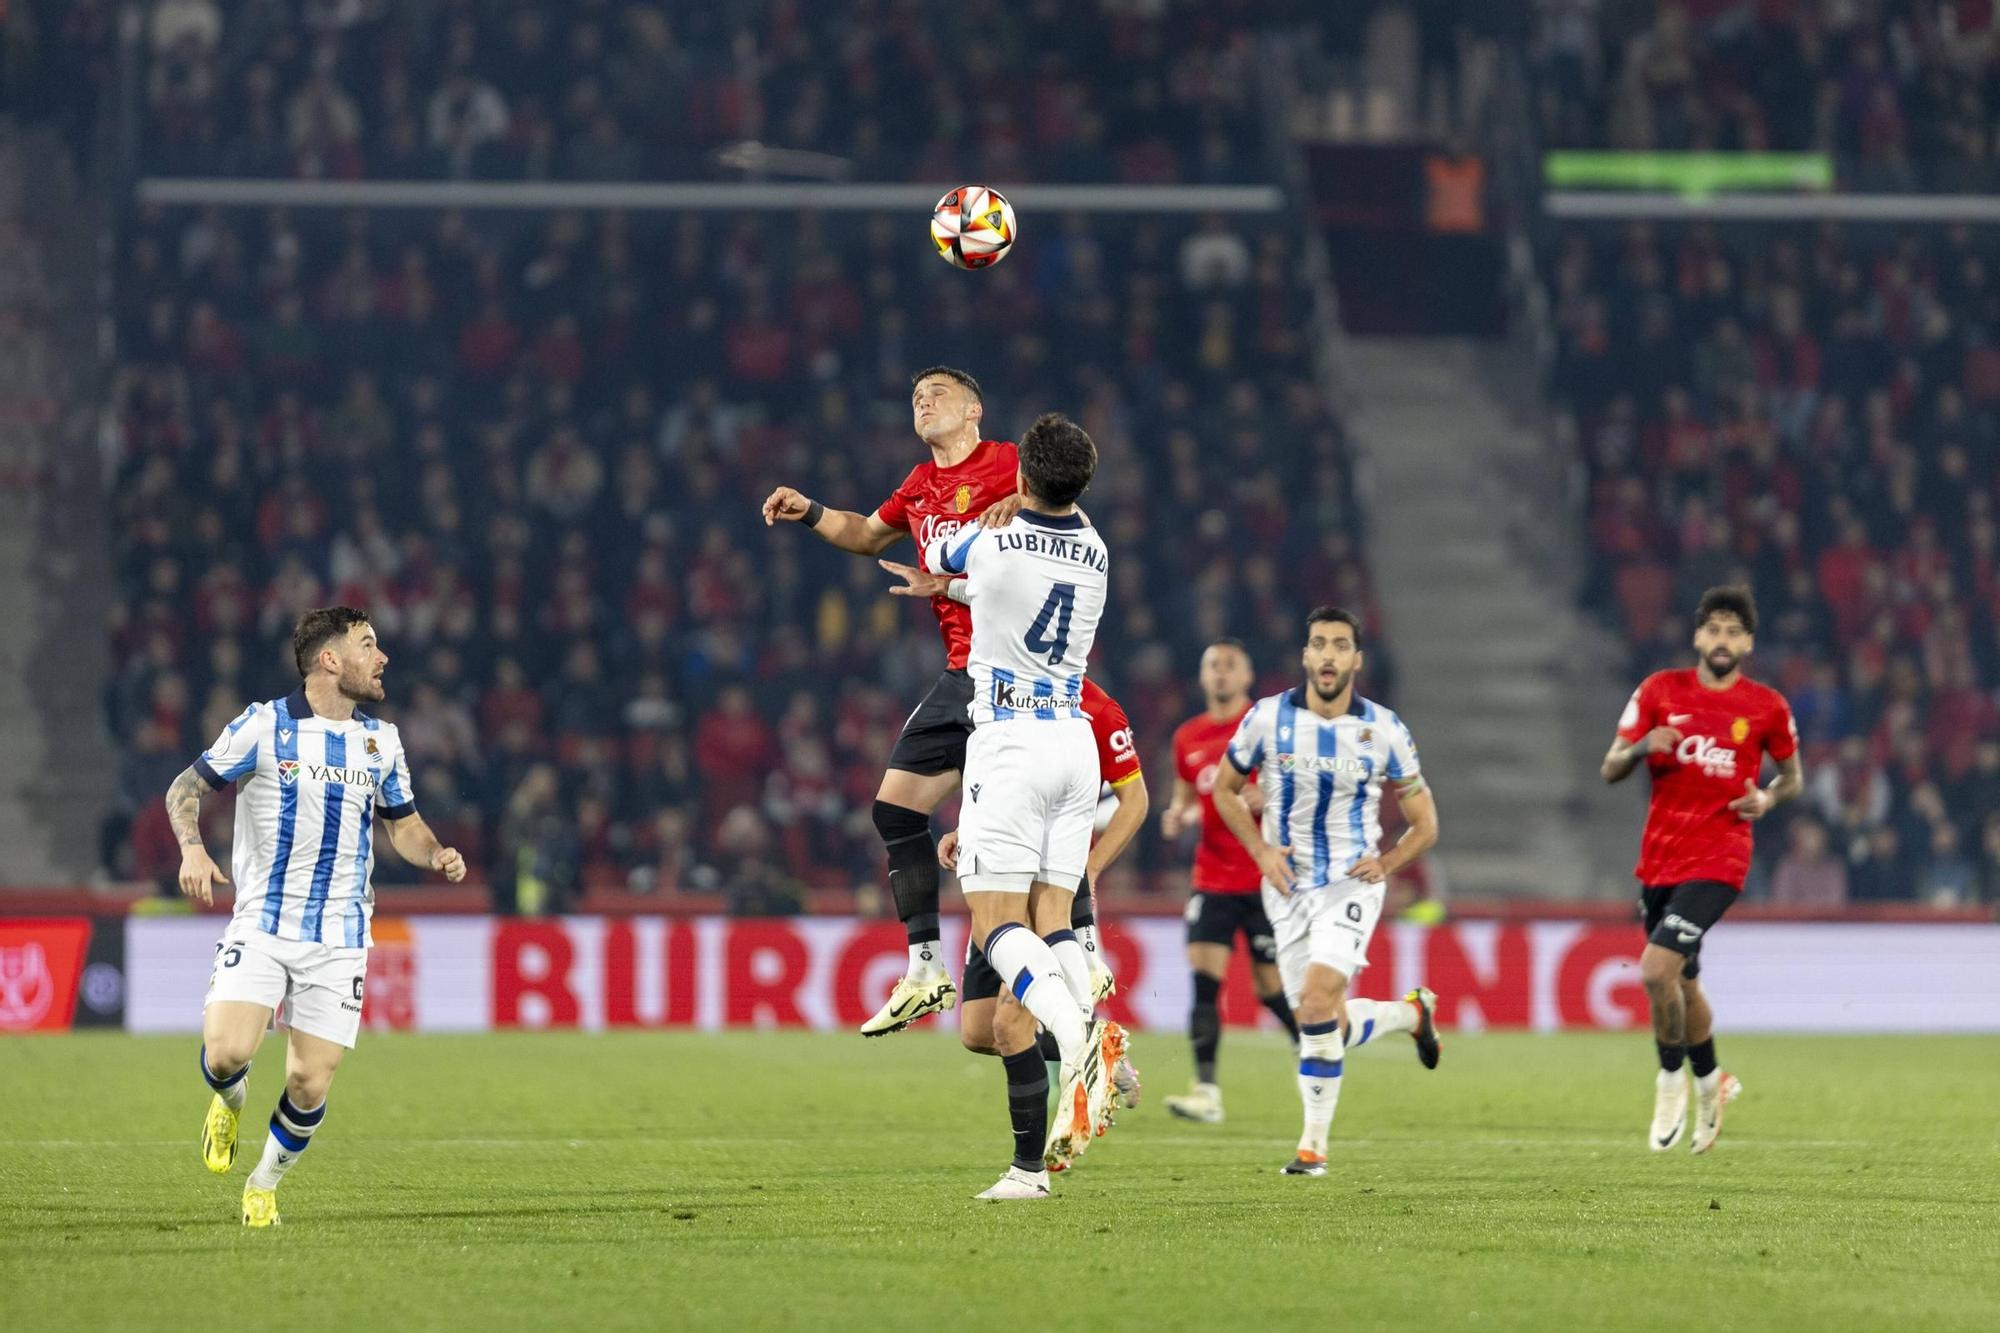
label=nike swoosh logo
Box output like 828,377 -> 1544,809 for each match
1676,930 -> 1700,944
1667,714 -> 1692,725
1656,1132 -> 1677,1148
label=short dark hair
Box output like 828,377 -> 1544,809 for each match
293,606 -> 372,677
1206,637 -> 1253,667
911,365 -> 982,404
1305,605 -> 1364,650
1695,585 -> 1757,634
1019,412 -> 1097,508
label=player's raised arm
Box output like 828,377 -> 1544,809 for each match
166,765 -> 228,905
761,486 -> 904,556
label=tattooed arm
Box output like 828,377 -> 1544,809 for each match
167,766 -> 230,906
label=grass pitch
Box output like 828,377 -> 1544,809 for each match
2,1029 -> 1996,1330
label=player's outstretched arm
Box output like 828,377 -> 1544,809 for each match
1213,761 -> 1294,893
761,486 -> 903,556
1350,779 -> 1439,884
382,812 -> 467,883
166,765 -> 228,906
1601,726 -> 1679,784
1088,772 -> 1150,884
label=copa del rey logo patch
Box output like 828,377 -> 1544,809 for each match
277,759 -> 301,785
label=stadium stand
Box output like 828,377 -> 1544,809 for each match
1549,217 -> 2000,902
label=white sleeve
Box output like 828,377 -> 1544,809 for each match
928,526 -> 985,577
378,727 -> 418,819
1225,700 -> 1269,774
194,703 -> 265,788
1386,713 -> 1422,782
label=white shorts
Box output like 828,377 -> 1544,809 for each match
957,717 -> 1098,893
1263,878 -> 1385,1003
205,929 -> 369,1049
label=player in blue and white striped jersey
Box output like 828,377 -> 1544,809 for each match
166,606 -> 465,1227
1209,606 -> 1444,1178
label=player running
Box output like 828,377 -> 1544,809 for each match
762,366 -> 1022,1036
1161,639 -> 1299,1125
168,607 -> 467,1226
1601,585 -> 1802,1154
1210,607 -> 1442,1178
917,412 -> 1125,1200
936,675 -> 1149,1156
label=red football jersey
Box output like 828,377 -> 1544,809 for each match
1173,706 -> 1261,893
874,439 -> 1019,670
1616,669 -> 1798,890
1083,679 -> 1142,790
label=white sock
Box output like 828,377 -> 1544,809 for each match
1696,1068 -> 1722,1096
1344,997 -> 1417,1048
201,1048 -> 249,1112
246,1093 -> 325,1190
907,940 -> 945,981
1043,931 -> 1095,1013
1296,1019 -> 1345,1156
985,924 -> 1088,1061
1076,923 -> 1101,961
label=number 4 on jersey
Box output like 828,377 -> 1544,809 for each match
1024,582 -> 1076,665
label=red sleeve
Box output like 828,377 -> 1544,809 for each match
1766,693 -> 1799,761
1089,688 -> 1143,788
1615,675 -> 1658,744
874,463 -> 925,531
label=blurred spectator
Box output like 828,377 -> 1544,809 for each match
1769,817 -> 1847,909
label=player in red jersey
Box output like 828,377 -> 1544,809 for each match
1158,640 -> 1298,1124
941,675 -> 1149,1164
762,366 -> 1023,1036
1601,586 -> 1803,1155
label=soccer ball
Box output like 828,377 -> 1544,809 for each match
930,186 -> 1017,269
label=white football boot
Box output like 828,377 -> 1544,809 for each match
1649,1068 -> 1690,1151
1164,1082 -> 1224,1125
976,1165 -> 1052,1201
1689,1071 -> 1742,1155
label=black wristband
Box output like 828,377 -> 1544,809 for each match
803,499 -> 825,529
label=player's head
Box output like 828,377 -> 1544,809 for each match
911,366 -> 983,445
1017,412 -> 1096,511
293,606 -> 387,703
1302,606 -> 1364,703
1199,638 -> 1253,707
1692,585 -> 1756,679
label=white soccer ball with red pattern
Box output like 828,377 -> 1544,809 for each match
930,185 -> 1017,270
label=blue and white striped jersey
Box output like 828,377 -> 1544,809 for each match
193,688 -> 417,948
924,510 -> 1109,727
1225,688 -> 1422,890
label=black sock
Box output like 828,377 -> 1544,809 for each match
873,800 -> 939,949
1070,875 -> 1094,930
1259,990 -> 1300,1042
1036,1029 -> 1062,1062
1002,1047 -> 1049,1172
1657,1042 -> 1686,1073
1687,1037 -> 1717,1078
1191,972 -> 1221,1084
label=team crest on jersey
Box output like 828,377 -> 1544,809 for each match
1359,728 -> 1373,745
1731,717 -> 1749,743
365,737 -> 380,757
277,759 -> 300,785
954,483 -> 972,514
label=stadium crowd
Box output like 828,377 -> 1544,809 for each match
1533,0 -> 2000,190
114,0 -> 1270,184
99,197 -> 1373,907
1551,217 -> 2000,904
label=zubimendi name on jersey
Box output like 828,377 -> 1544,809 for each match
991,530 -> 1109,571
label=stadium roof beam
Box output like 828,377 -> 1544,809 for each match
1547,191 -> 2000,223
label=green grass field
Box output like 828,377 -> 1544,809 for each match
2,1030 -> 1996,1331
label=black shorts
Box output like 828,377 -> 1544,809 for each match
963,941 -> 1003,1004
887,669 -> 974,777
1638,881 -> 1737,980
1186,891 -> 1278,966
